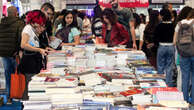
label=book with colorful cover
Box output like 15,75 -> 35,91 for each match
138,74 -> 165,80
120,88 -> 143,97
137,104 -> 181,110
147,87 -> 178,95
132,79 -> 167,88
45,77 -> 60,82
98,72 -> 136,81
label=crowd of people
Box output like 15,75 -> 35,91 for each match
0,0 -> 194,105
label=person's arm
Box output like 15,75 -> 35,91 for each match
61,35 -> 80,46
118,24 -> 130,45
21,33 -> 47,56
139,24 -> 145,50
173,24 -> 180,45
129,20 -> 137,49
173,32 -> 178,45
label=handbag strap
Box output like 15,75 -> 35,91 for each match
15,55 -> 20,74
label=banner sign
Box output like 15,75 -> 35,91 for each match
99,0 -> 149,8
66,0 -> 96,4
150,0 -> 184,4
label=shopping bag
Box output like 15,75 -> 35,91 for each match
10,56 -> 25,99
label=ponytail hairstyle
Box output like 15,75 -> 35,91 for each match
26,10 -> 47,26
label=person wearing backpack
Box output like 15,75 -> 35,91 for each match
173,6 -> 192,92
175,9 -> 194,104
0,6 -> 25,102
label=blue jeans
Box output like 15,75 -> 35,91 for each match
157,45 -> 175,87
180,56 -> 194,104
2,57 -> 16,98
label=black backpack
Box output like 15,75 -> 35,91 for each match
0,18 -> 24,57
176,20 -> 194,57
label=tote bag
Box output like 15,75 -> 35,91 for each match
10,56 -> 25,99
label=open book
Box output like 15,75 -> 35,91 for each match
49,37 -> 62,49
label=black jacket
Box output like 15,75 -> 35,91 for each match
0,16 -> 25,57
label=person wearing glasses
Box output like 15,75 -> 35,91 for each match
39,2 -> 55,48
19,10 -> 48,100
39,3 -> 55,69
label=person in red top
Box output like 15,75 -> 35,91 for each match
101,8 -> 130,47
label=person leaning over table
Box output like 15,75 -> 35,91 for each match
55,10 -> 80,47
110,0 -> 137,49
100,8 -> 130,47
19,10 -> 48,100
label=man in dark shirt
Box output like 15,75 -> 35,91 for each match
40,3 -> 55,70
40,2 -> 55,49
110,0 -> 137,49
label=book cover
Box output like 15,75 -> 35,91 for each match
120,88 -> 143,97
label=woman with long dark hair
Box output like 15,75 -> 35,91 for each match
173,6 -> 192,91
143,10 -> 160,69
55,10 -> 80,46
101,8 -> 129,47
133,13 -> 145,50
174,9 -> 194,104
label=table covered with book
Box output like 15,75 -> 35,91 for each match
22,44 -> 189,110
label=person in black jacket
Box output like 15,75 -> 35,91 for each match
39,2 -> 55,50
0,6 -> 25,102
39,3 -> 55,70
143,10 -> 160,69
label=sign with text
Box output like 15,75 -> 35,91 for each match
150,0 -> 184,4
66,0 -> 96,4
99,0 -> 149,8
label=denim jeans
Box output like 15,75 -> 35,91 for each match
2,57 -> 16,98
157,45 -> 175,87
180,56 -> 194,104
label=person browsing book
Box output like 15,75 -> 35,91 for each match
19,10 -> 48,100
55,10 -> 80,47
101,8 -> 130,47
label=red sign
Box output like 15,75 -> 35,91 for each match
99,0 -> 149,8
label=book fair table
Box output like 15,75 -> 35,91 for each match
22,44 -> 189,110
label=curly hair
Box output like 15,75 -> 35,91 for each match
102,8 -> 117,25
26,10 -> 46,26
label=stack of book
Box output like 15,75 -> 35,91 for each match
137,87 -> 189,110
25,45 -> 187,109
23,101 -> 52,110
79,73 -> 105,86
45,87 -> 82,106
